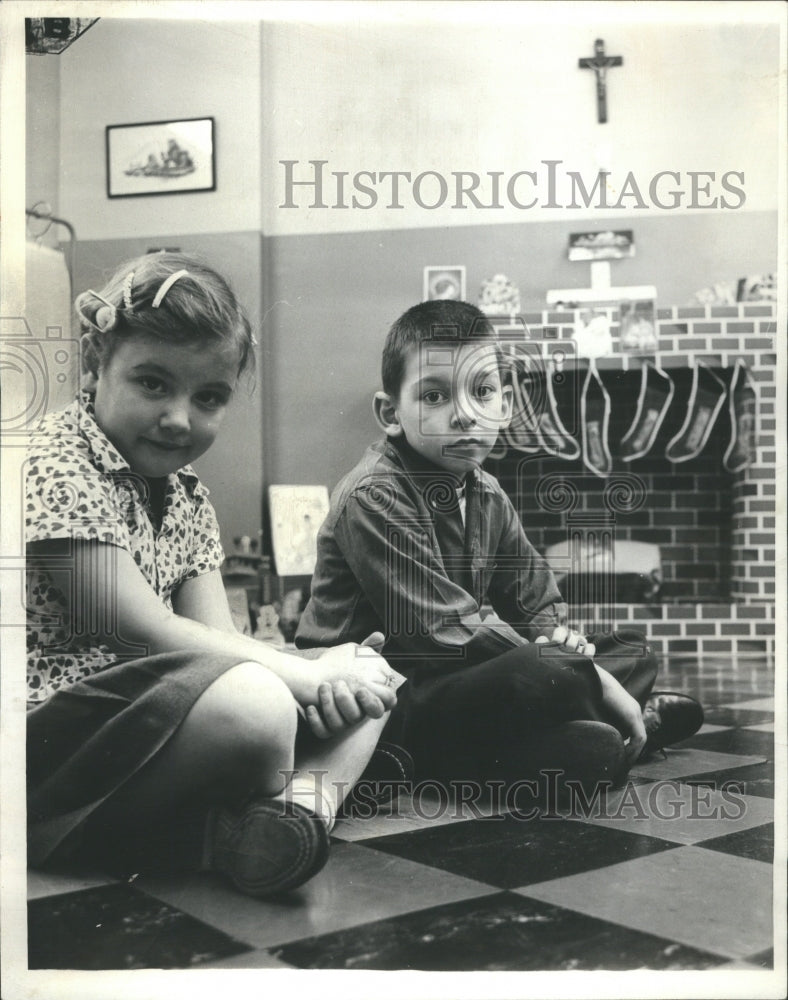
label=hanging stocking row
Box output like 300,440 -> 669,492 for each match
489,357 -> 752,474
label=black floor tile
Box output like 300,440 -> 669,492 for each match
28,884 -> 252,969
272,892 -> 726,971
679,762 -> 774,798
699,823 -> 774,864
362,813 -> 674,889
676,727 -> 773,758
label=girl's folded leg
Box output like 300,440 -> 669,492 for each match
78,661 -> 391,895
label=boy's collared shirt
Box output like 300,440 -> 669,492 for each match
25,393 -> 224,705
296,436 -> 567,678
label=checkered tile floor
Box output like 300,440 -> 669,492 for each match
27,654 -> 778,971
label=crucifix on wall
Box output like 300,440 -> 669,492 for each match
579,38 -> 623,124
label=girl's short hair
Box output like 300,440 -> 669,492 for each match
75,252 -> 255,379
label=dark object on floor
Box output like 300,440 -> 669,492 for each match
340,742 -> 415,817
205,798 -> 330,897
642,691 -> 704,756
277,587 -> 307,643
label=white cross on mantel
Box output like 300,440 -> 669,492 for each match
579,38 -> 622,124
546,260 -> 656,307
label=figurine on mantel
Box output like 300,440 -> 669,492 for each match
478,273 -> 521,318
690,273 -> 775,307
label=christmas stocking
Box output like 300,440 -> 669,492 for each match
581,361 -> 612,477
665,361 -> 726,463
723,359 -> 756,473
501,366 -> 541,454
620,362 -> 674,461
537,366 -> 580,459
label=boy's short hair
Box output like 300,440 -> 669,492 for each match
382,300 -> 501,398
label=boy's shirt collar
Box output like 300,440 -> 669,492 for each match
383,434 -> 489,496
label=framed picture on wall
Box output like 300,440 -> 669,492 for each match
106,117 -> 215,198
423,265 -> 466,302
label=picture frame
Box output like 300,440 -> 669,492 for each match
267,485 -> 330,578
423,265 -> 466,302
105,117 -> 215,198
568,229 -> 634,261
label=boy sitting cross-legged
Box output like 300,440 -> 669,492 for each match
296,300 -> 702,796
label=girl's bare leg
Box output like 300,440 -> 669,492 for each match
79,660 -> 391,891
282,711 -> 391,828
91,660 -> 299,831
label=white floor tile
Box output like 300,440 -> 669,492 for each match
138,840 -> 494,951
567,781 -> 773,845
517,846 -> 773,959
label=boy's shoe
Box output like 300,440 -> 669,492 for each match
641,691 -> 704,758
338,742 -> 415,817
204,798 -> 330,897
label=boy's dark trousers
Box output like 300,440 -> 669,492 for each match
384,630 -> 658,787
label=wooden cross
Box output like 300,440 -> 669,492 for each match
579,38 -> 622,124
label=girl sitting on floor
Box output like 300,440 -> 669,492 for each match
26,252 -> 401,897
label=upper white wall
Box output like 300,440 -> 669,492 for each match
261,10 -> 781,234
53,6 -> 782,241
59,19 -> 261,240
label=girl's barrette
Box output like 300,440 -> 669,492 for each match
122,271 -> 135,310
152,269 -> 189,308
82,290 -> 118,333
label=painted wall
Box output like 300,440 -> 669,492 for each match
26,55 -> 60,241
261,14 -> 780,235
58,18 -> 261,241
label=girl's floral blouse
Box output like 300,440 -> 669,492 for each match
25,393 -> 225,706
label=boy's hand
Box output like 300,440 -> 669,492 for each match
595,667 -> 647,765
536,625 -> 596,658
537,626 -> 646,763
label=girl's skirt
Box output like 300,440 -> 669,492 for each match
27,650 -> 247,868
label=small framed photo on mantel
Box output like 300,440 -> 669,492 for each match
106,117 -> 215,198
423,266 -> 466,302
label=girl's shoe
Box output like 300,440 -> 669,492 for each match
204,798 -> 330,897
641,691 -> 704,758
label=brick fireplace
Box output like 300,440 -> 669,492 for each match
486,301 -> 776,659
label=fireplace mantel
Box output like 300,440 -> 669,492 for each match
490,301 -> 775,371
